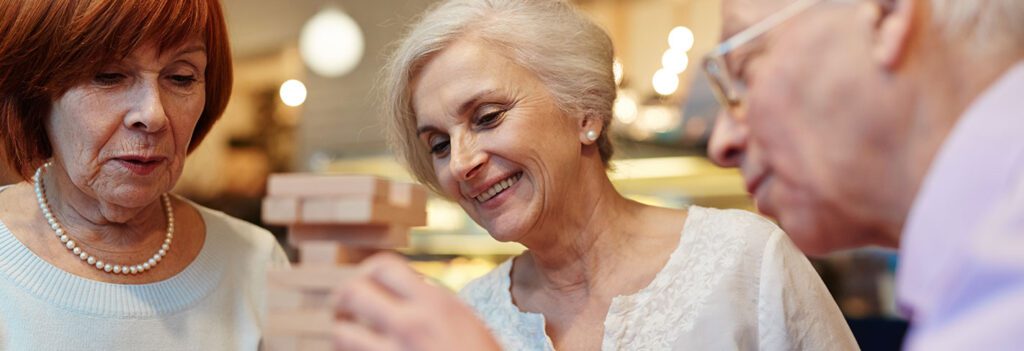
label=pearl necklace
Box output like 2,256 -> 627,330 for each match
33,162 -> 173,275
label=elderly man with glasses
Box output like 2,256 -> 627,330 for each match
316,0 -> 1021,350
707,0 -> 1024,350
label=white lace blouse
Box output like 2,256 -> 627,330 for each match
458,206 -> 859,350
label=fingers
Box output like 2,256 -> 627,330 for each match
331,252 -> 504,351
333,320 -> 399,351
333,272 -> 405,332
360,252 -> 430,301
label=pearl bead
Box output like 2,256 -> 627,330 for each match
34,163 -> 175,276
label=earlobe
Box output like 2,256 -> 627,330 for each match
578,115 -> 602,145
871,0 -> 914,70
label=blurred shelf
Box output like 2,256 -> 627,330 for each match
403,232 -> 526,256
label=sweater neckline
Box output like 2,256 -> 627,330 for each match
0,200 -> 227,319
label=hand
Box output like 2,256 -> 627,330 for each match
331,252 -> 502,351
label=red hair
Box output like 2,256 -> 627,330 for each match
0,0 -> 233,180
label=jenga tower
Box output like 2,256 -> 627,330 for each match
260,174 -> 428,351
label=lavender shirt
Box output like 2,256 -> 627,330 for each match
897,61 -> 1024,350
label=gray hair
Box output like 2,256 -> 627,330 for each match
380,0 -> 616,194
930,0 -> 1024,54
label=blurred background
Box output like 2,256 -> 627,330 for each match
0,0 -> 906,348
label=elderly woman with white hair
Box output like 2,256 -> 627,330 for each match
331,0 -> 858,350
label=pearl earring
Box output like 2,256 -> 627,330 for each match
585,130 -> 599,141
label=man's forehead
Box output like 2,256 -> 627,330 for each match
721,0 -> 789,39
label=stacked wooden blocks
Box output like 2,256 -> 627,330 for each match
261,174 -> 428,350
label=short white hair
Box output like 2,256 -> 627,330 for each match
930,0 -> 1024,53
380,0 -> 616,194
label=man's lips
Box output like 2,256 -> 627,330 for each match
745,172 -> 767,195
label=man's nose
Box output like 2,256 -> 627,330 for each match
707,110 -> 749,168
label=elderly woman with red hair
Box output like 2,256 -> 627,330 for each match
0,0 -> 287,349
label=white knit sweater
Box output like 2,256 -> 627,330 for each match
0,192 -> 288,350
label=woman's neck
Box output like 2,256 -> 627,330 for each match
515,172 -> 649,296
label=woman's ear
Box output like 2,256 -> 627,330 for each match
578,114 -> 603,145
868,0 -> 915,70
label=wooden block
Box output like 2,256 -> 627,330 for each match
299,197 -> 426,227
265,309 -> 333,336
266,283 -> 304,310
267,266 -> 357,292
262,197 -> 301,225
262,335 -> 298,351
388,182 -> 427,209
297,337 -> 333,351
264,336 -> 332,351
288,224 -> 410,249
300,197 -> 393,224
296,241 -> 346,265
295,241 -> 382,265
267,174 -> 389,199
267,284 -> 332,311
389,182 -> 429,228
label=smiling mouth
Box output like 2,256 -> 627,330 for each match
474,172 -> 523,203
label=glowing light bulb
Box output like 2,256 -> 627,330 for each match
652,68 -> 679,96
661,48 -> 689,74
299,8 -> 365,77
279,79 -> 307,107
668,26 -> 695,52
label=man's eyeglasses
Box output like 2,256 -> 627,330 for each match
702,0 -> 829,117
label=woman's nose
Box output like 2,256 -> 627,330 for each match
124,79 -> 169,133
448,135 -> 487,181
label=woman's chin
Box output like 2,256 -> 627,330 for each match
480,219 -> 528,244
99,189 -> 166,210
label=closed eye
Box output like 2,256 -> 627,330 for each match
476,109 -> 506,129
428,135 -> 450,157
168,74 -> 198,87
94,73 -> 127,86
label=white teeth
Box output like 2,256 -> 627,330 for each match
475,173 -> 522,203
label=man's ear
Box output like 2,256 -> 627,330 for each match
869,0 -> 915,70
